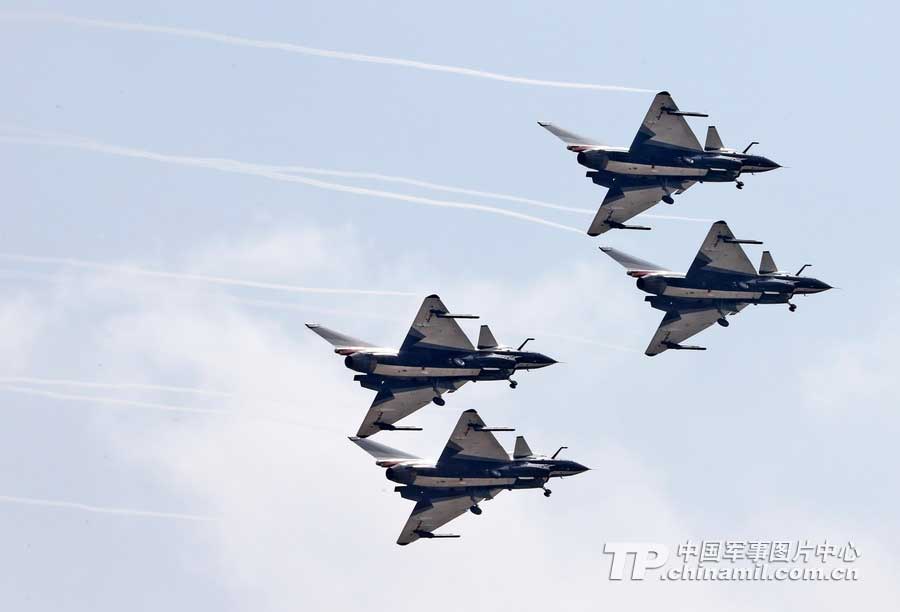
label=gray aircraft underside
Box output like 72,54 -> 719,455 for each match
539,91 -> 780,236
601,221 -> 831,356
351,409 -> 588,545
307,295 -> 556,437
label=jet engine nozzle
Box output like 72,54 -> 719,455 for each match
344,352 -> 378,373
385,465 -> 416,485
577,150 -> 609,171
636,275 -> 667,295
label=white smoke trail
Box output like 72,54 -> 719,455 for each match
0,12 -> 654,93
0,252 -> 418,297
277,166 -> 714,223
0,494 -> 216,522
0,376 -> 234,398
0,384 -> 229,416
0,128 -> 713,226
0,133 -> 585,234
275,165 -> 595,215
0,384 -> 340,431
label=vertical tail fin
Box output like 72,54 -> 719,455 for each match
306,324 -> 374,353
705,126 -> 724,151
477,325 -> 499,350
537,122 -> 603,151
759,251 -> 778,275
349,437 -> 419,465
513,436 -> 533,459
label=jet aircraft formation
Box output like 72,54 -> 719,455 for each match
308,91 -> 830,545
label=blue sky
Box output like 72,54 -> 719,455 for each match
1,2 -> 897,610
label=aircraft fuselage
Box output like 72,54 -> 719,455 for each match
343,347 -> 556,383
633,271 -> 832,310
385,458 -> 588,490
577,148 -> 779,188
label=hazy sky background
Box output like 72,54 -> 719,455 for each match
1,2 -> 897,610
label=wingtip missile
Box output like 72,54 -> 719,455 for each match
722,238 -> 763,245
375,422 -> 423,432
411,530 -> 461,540
660,341 -> 707,352
603,220 -> 652,232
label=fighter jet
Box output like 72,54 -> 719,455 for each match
539,91 -> 780,236
601,220 -> 831,356
351,409 -> 588,545
307,295 -> 556,437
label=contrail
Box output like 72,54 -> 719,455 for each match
0,494 -> 216,522
0,133 -> 585,234
0,12 -> 654,93
0,252 -> 418,297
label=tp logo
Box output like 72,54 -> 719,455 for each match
604,543 -> 670,580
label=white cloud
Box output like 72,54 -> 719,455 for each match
3,226 -> 896,611
0,292 -> 45,375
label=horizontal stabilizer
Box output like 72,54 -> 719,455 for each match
599,247 -> 668,273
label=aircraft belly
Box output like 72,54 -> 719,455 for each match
662,287 -> 763,300
411,476 -> 516,488
604,160 -> 707,177
372,364 -> 480,378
